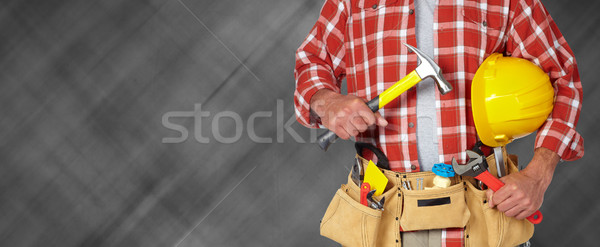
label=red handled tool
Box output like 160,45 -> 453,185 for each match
360,183 -> 371,207
452,150 -> 543,224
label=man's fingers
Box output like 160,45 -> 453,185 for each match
490,185 -> 519,212
491,183 -> 515,205
356,107 -> 376,126
335,126 -> 350,140
486,189 -> 495,208
331,118 -> 351,139
374,112 -> 388,127
515,209 -> 534,220
496,196 -> 534,220
343,122 -> 359,138
350,115 -> 369,132
488,188 -> 532,219
320,94 -> 389,138
496,196 -> 519,215
504,205 -> 525,219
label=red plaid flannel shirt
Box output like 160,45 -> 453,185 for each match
295,0 -> 583,245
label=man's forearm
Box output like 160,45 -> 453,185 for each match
521,147 -> 561,189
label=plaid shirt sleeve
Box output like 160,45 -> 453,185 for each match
504,0 -> 584,161
293,0 -> 348,128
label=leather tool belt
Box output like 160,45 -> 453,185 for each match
319,143 -> 534,247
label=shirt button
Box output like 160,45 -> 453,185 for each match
408,122 -> 414,128
409,9 -> 414,15
411,165 -> 417,170
372,4 -> 378,9
482,21 -> 487,27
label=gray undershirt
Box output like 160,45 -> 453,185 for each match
406,1 -> 442,245
415,0 -> 439,171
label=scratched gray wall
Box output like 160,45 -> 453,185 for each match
0,0 -> 598,246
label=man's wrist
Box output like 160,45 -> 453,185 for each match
310,89 -> 338,118
522,147 -> 560,187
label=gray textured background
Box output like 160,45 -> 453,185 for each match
1,0 -> 598,246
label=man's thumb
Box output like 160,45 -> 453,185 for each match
486,189 -> 495,208
374,112 -> 388,127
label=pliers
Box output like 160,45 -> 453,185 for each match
354,157 -> 385,210
366,190 -> 385,210
360,183 -> 385,210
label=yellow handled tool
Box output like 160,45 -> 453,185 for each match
364,160 -> 388,196
318,43 -> 453,151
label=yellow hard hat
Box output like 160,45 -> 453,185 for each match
472,53 -> 555,147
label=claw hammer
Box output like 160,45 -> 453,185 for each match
452,150 -> 543,224
317,43 -> 453,151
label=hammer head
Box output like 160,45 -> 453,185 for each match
404,43 -> 453,95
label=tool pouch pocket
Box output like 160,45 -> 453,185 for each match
399,173 -> 470,231
320,183 -> 384,247
464,154 -> 534,247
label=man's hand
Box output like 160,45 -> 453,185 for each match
310,89 -> 388,139
486,147 -> 560,220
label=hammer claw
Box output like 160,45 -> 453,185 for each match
404,43 -> 453,95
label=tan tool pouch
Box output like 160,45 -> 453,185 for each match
464,152 -> 535,247
399,172 -> 470,231
320,171 -> 398,247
